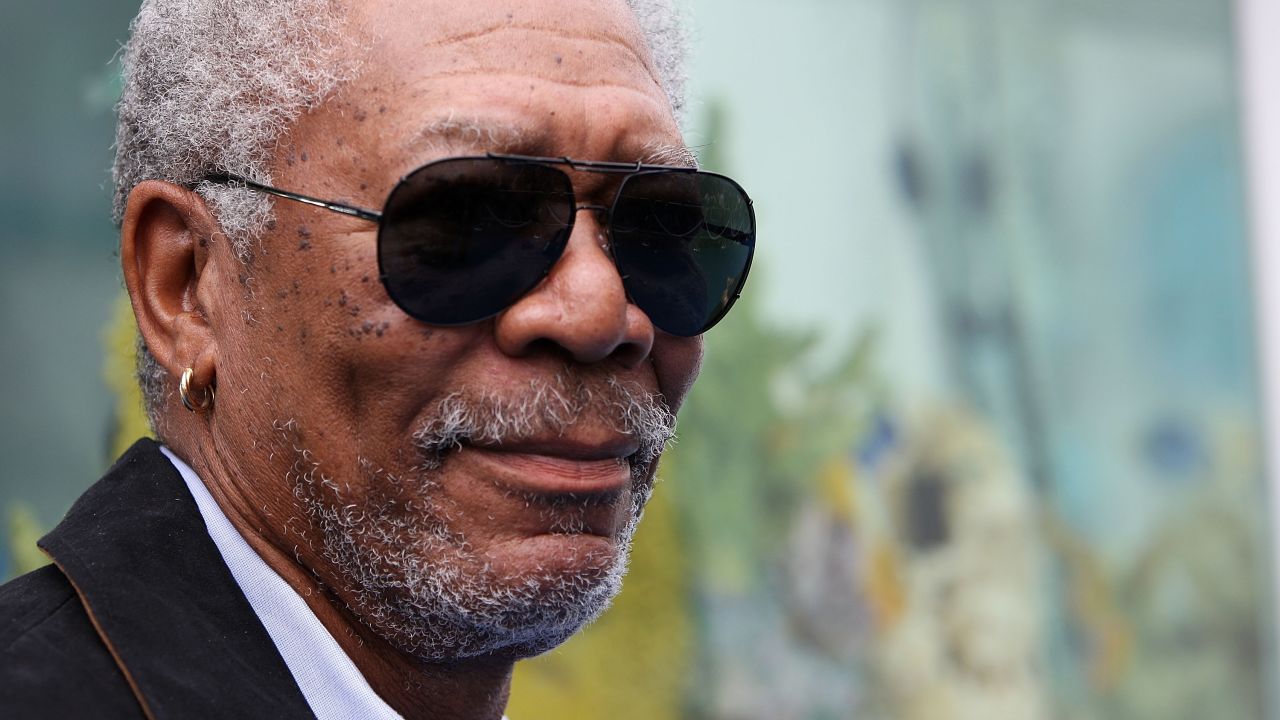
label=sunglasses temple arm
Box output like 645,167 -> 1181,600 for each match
202,173 -> 382,224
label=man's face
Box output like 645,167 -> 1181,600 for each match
198,0 -> 702,660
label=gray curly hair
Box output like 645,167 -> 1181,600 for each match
113,0 -> 690,431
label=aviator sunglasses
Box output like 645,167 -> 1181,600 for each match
204,153 -> 756,337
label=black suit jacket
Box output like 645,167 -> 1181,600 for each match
0,439 -> 316,719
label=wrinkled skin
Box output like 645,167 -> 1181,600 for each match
120,1 -> 702,718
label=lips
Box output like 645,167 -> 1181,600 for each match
460,438 -> 638,497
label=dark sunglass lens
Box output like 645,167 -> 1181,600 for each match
378,159 -> 574,325
610,171 -> 755,336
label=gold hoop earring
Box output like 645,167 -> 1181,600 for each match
179,367 -> 215,414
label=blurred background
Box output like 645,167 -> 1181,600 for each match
1,0 -> 1274,718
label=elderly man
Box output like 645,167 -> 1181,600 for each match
0,0 -> 754,718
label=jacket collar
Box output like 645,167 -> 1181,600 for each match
39,438 -> 314,719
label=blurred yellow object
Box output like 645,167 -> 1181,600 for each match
817,456 -> 857,525
507,480 -> 691,719
6,503 -> 48,576
864,542 -> 906,630
1041,512 -> 1132,691
105,292 -> 152,457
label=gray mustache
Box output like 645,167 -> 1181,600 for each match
410,372 -> 677,472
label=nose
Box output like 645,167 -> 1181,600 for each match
494,210 -> 655,366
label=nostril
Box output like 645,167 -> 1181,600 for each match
610,338 -> 650,369
518,338 -> 571,361
611,306 -> 655,368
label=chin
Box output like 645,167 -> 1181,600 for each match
363,541 -> 632,662
301,474 -> 644,662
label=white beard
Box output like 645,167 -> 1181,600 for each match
291,371 -> 675,660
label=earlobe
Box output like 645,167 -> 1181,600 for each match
120,180 -> 221,382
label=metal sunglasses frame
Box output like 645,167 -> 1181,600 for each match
201,152 -> 749,224
200,151 -> 756,334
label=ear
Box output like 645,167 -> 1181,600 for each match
120,181 -> 222,394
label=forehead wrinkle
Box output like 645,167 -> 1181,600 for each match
406,71 -> 661,95
416,22 -> 663,89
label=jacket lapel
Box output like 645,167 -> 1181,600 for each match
39,439 -> 315,719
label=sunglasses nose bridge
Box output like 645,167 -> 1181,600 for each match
572,203 -> 612,240
570,203 -> 618,258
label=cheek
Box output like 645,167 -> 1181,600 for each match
241,213 -> 383,348
652,335 -> 703,412
204,223 -> 370,396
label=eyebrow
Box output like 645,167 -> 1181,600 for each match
638,141 -> 699,169
409,113 -> 699,169
410,113 -> 530,155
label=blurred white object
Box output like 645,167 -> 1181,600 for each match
1235,2 -> 1280,717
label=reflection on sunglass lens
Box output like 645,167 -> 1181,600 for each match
378,159 -> 574,325
611,171 -> 755,336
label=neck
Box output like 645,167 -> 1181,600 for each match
304,582 -> 516,720
171,432 -> 514,720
